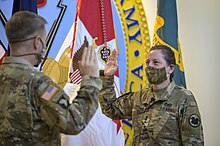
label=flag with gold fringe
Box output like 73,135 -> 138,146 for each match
153,0 -> 186,87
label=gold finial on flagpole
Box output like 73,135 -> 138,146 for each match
92,37 -> 98,49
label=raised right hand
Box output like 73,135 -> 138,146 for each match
104,49 -> 118,76
78,46 -> 99,78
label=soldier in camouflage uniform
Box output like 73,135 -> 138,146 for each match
99,45 -> 204,145
0,11 -> 102,146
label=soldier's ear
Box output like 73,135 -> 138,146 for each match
33,36 -> 41,50
168,64 -> 175,74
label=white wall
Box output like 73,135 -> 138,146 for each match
143,0 -> 220,145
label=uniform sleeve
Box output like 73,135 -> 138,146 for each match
34,75 -> 102,135
99,75 -> 137,120
178,90 -> 204,145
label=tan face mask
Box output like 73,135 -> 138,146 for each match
145,66 -> 167,84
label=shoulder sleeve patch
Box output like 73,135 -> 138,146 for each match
188,114 -> 201,128
41,85 -> 58,101
57,95 -> 70,109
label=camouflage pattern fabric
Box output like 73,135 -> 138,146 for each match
0,57 -> 102,146
99,76 -> 204,146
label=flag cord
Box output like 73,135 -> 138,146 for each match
100,0 -> 107,47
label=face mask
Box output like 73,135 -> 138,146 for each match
14,37 -> 47,67
145,66 -> 167,84
35,38 -> 47,66
14,51 -> 46,67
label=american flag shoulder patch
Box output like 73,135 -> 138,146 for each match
41,85 -> 58,101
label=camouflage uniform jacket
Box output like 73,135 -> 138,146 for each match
99,76 -> 204,146
0,57 -> 102,146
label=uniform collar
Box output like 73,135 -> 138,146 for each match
143,81 -> 176,104
2,56 -> 33,67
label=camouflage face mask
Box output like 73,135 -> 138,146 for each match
36,45 -> 47,66
35,38 -> 47,67
145,66 -> 167,84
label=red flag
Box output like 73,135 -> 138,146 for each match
62,0 -> 124,146
0,43 -> 6,64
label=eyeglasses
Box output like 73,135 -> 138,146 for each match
9,36 -> 37,43
39,37 -> 46,49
